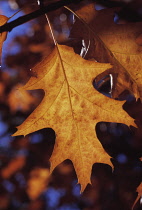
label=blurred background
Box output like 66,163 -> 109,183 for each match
0,0 -> 142,209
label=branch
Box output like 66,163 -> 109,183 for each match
0,0 -> 83,33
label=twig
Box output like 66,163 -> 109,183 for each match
0,0 -> 83,33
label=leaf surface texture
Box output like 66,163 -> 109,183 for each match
13,44 -> 135,190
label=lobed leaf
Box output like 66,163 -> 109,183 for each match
13,44 -> 135,191
70,4 -> 142,99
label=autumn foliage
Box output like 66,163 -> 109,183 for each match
0,0 -> 142,209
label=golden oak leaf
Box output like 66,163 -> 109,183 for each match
13,44 -> 135,191
70,5 -> 142,99
0,15 -> 8,58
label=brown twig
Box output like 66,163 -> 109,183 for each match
0,0 -> 83,33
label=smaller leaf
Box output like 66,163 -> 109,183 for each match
70,5 -> 141,99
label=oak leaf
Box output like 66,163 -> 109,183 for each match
13,44 -> 135,191
0,15 -> 8,58
70,5 -> 142,99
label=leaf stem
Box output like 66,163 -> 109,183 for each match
45,15 -> 57,46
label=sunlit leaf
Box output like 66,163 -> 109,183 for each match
13,44 -> 135,191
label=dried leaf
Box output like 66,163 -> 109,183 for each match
13,44 -> 135,191
70,6 -> 142,99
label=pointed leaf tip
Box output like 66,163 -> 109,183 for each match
12,44 -> 135,190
